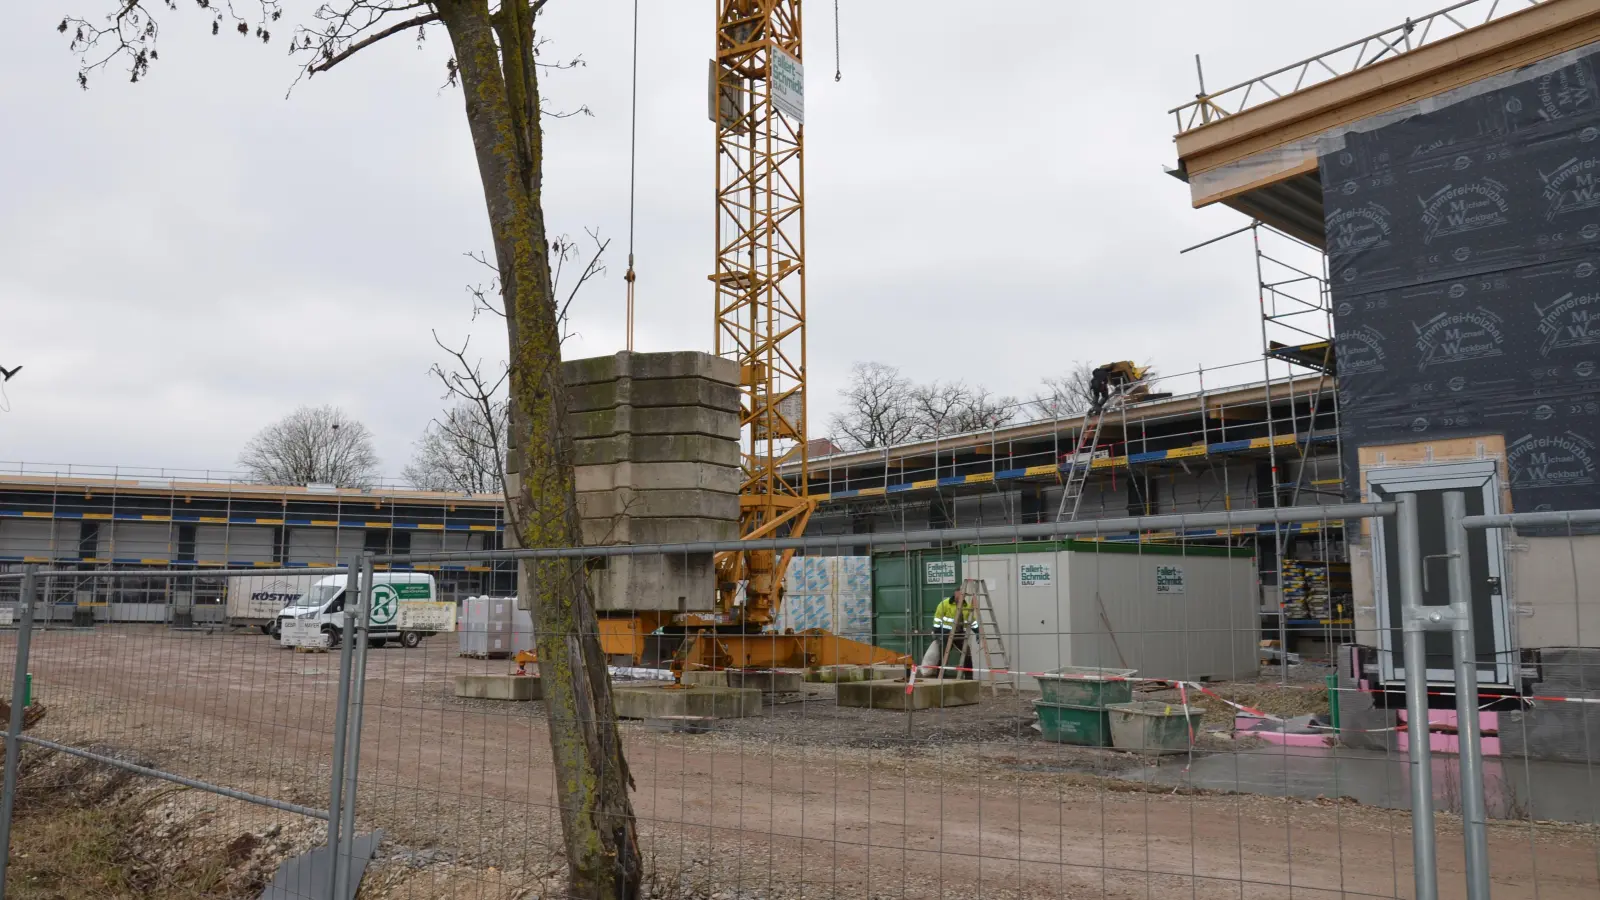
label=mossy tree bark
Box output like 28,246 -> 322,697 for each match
436,2 -> 641,897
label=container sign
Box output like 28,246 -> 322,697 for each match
1019,563 -> 1053,587
1155,564 -> 1186,594
399,601 -> 457,633
280,618 -> 328,649
925,560 -> 956,585
771,47 -> 804,123
0,608 -> 12,626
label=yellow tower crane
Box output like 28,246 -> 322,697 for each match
709,0 -> 812,626
559,1 -> 905,675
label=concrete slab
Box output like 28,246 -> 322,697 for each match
562,351 -> 738,387
680,670 -> 730,688
573,433 -> 742,468
581,517 -> 739,546
868,664 -> 909,681
570,406 -> 740,441
575,461 -> 741,494
568,377 -> 742,413
577,487 -> 739,520
837,678 -> 980,711
613,684 -> 762,719
726,669 -> 804,693
453,674 -> 542,701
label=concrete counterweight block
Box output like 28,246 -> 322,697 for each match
612,684 -> 762,719
837,678 -> 980,711
453,674 -> 542,701
532,350 -> 741,614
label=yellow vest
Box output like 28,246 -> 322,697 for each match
932,597 -> 977,631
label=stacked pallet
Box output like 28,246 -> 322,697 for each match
1279,561 -> 1353,621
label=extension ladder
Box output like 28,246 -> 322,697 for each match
1053,385 -> 1134,521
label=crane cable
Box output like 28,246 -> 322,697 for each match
623,0 -> 639,351
834,0 -> 841,81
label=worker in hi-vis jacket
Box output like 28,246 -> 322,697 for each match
920,589 -> 977,679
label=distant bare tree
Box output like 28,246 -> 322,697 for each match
911,381 -> 1018,437
404,400 -> 508,494
1031,361 -> 1160,419
238,405 -> 379,487
1032,362 -> 1097,418
829,362 -> 917,450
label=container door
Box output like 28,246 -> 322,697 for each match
871,555 -> 913,655
1367,461 -> 1511,686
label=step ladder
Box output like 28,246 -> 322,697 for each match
949,577 -> 1017,695
1054,384 -> 1135,522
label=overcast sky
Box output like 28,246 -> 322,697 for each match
1,1 -> 1419,479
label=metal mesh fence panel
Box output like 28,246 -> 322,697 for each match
0,502 -> 1596,898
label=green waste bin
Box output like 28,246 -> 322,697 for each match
1033,700 -> 1112,747
1034,666 -> 1137,707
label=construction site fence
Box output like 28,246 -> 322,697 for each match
0,501 -> 1595,898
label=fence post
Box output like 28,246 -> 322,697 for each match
325,553 -> 360,899
1441,490 -> 1491,900
1395,492 -> 1439,900
0,565 -> 38,900
335,554 -> 374,900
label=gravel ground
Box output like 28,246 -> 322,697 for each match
7,627 -> 1596,900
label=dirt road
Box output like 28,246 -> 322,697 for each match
13,627 -> 1597,899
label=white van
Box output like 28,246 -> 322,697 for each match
275,571 -> 439,649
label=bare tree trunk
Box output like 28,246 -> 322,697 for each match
437,2 -> 640,897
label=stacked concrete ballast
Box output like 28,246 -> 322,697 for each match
560,350 -> 741,612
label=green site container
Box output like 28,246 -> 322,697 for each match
1106,701 -> 1203,755
1033,700 -> 1112,747
1034,667 -> 1137,707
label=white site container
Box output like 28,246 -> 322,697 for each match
960,541 -> 1259,691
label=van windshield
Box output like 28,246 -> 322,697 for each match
303,584 -> 343,609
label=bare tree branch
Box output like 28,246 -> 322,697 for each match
307,10 -> 439,76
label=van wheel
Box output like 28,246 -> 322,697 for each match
322,625 -> 341,649
401,631 -> 422,649
368,638 -> 388,649
267,622 -> 281,640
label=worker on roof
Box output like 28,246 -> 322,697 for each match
1089,361 -> 1143,414
920,589 -> 977,680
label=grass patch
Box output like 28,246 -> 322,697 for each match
7,756 -> 264,899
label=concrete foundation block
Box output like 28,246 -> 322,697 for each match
453,674 -> 542,701
811,665 -> 865,683
680,670 -> 730,688
837,678 -> 980,711
867,664 -> 908,681
613,684 -> 762,719
575,461 -> 741,494
726,669 -> 804,693
577,488 -> 740,521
